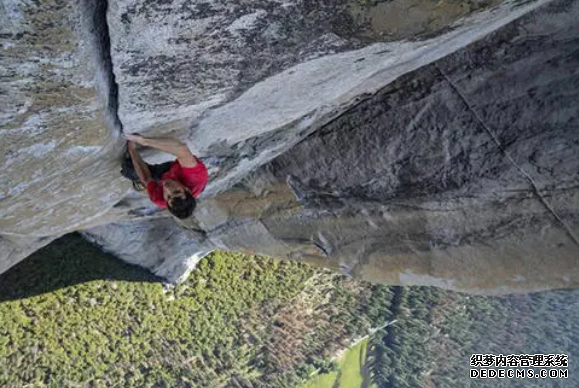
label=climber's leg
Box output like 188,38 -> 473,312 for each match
120,151 -> 139,181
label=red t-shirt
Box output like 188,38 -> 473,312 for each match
146,158 -> 208,208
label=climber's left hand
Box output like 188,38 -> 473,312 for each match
124,133 -> 146,145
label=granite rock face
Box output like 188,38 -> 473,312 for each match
82,217 -> 212,283
107,0 -> 553,195
0,0 -> 126,272
2,0 -> 578,294
107,0 -> 502,140
221,0 -> 579,294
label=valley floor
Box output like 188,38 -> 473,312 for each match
0,234 -> 577,388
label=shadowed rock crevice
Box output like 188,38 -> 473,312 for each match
82,0 -> 123,135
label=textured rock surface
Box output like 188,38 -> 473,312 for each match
228,0 -> 579,293
2,0 -> 578,294
105,0 -> 577,294
107,0 -> 501,139
109,0 -> 551,194
0,0 -> 127,273
82,218 -> 212,283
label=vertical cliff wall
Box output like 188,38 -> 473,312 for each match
0,0 -> 126,272
2,0 -> 578,294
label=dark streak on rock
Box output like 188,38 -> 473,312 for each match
83,0 -> 123,134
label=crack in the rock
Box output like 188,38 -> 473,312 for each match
436,63 -> 579,247
83,0 -> 123,136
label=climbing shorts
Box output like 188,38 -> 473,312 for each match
120,153 -> 173,190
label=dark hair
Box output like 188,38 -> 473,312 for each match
167,191 -> 196,219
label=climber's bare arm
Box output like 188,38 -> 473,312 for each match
125,134 -> 198,168
127,141 -> 153,185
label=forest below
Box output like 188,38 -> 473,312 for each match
0,234 -> 577,387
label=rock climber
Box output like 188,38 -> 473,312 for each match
120,133 -> 208,219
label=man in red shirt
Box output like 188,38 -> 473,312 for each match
121,134 -> 208,219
